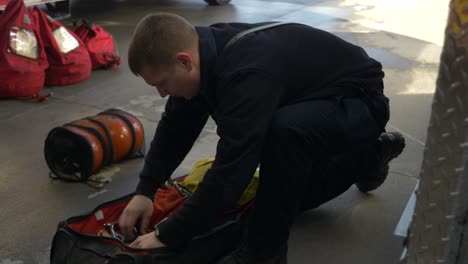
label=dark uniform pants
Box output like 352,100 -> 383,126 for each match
247,92 -> 390,261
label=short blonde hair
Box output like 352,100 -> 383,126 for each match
128,13 -> 198,76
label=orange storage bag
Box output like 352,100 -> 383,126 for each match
44,109 -> 146,181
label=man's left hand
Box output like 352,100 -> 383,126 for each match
129,231 -> 166,249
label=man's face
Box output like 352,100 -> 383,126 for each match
140,53 -> 200,100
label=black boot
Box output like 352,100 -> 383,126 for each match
355,131 -> 406,193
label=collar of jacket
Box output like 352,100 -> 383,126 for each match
195,26 -> 217,100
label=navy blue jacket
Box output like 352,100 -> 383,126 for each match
136,22 -> 384,248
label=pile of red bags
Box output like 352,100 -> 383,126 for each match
0,0 -> 121,101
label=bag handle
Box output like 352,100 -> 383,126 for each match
73,19 -> 94,31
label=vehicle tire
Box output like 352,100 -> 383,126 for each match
204,0 -> 231,5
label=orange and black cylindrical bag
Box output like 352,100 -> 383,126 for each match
44,108 -> 145,182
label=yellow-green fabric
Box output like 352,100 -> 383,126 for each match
180,158 -> 259,207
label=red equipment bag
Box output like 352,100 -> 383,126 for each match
74,20 -> 121,70
30,7 -> 92,86
0,0 -> 48,100
50,178 -> 251,264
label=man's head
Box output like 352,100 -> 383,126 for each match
128,13 -> 200,99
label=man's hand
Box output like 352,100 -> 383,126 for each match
118,194 -> 154,241
129,231 -> 167,249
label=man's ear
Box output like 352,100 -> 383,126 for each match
175,52 -> 193,71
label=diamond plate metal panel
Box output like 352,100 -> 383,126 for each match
403,0 -> 468,263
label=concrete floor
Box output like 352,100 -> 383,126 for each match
0,0 -> 446,263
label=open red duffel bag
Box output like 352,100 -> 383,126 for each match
50,159 -> 259,264
0,0 -> 49,100
30,6 -> 92,86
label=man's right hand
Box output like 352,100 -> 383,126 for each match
118,194 -> 154,240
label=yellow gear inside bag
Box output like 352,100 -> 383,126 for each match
179,158 -> 260,207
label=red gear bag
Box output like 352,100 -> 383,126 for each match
31,6 -> 92,86
74,20 -> 121,70
0,0 -> 48,100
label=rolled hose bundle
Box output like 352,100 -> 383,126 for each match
44,109 -> 145,181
